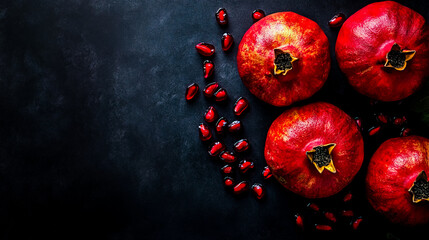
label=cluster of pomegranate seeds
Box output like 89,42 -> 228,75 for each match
214,88 -> 228,102
215,117 -> 228,134
262,166 -> 272,179
203,60 -> 214,79
203,82 -> 219,98
234,97 -> 249,116
198,123 -> 212,141
204,106 -> 218,123
219,151 -> 237,163
215,8 -> 228,26
233,181 -> 249,194
239,160 -> 254,173
195,42 -> 215,57
328,13 -> 346,27
234,139 -> 249,152
185,83 -> 199,101
228,120 -> 242,133
221,33 -> 234,51
252,183 -> 265,199
252,9 -> 265,22
208,141 -> 225,156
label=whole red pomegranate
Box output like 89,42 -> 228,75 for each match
336,1 -> 429,102
237,12 -> 330,107
264,102 -> 364,198
366,136 -> 429,225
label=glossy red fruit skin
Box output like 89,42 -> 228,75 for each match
198,123 -> 212,141
204,106 -> 218,123
239,160 -> 254,173
252,183 -> 265,199
203,82 -> 219,98
237,12 -> 330,106
234,139 -> 249,152
265,102 -> 364,198
216,8 -> 228,26
228,120 -> 242,133
252,9 -> 265,22
203,60 -> 214,79
219,151 -> 237,163
185,83 -> 199,101
233,97 -> 249,116
336,1 -> 429,102
215,117 -> 228,135
208,141 -> 225,157
233,181 -> 248,194
328,13 -> 346,28
366,136 -> 429,225
195,42 -> 215,57
221,33 -> 234,51
214,88 -> 227,102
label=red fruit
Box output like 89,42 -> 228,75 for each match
352,217 -> 363,230
366,136 -> 429,225
215,117 -> 228,135
341,210 -> 354,217
307,203 -> 320,212
204,106 -> 218,123
203,60 -> 214,79
237,12 -> 330,106
214,88 -> 228,102
221,165 -> 233,175
368,126 -> 381,136
215,8 -> 228,26
233,181 -> 248,194
328,13 -> 346,27
195,42 -> 215,57
252,183 -> 265,199
400,127 -> 412,137
295,214 -> 304,230
233,97 -> 249,116
203,82 -> 219,98
224,177 -> 234,187
234,139 -> 249,152
343,193 -> 353,202
336,1 -> 429,102
228,120 -> 242,133
315,224 -> 332,231
252,9 -> 265,22
262,166 -> 272,179
265,102 -> 364,198
239,160 -> 254,173
324,212 -> 337,223
198,123 -> 212,141
377,113 -> 388,124
185,83 -> 199,101
219,151 -> 237,163
208,141 -> 225,157
221,33 -> 234,51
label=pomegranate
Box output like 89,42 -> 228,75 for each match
366,136 -> 429,225
265,102 -> 364,198
237,12 -> 330,106
336,1 -> 429,102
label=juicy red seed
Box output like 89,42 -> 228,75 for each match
204,106 -> 218,123
342,210 -> 354,217
221,165 -> 233,175
234,139 -> 249,152
307,203 -> 320,212
368,126 -> 381,136
239,160 -> 254,173
400,127 -> 411,137
185,83 -> 199,101
324,212 -> 337,223
224,177 -> 234,187
377,113 -> 388,124
252,9 -> 265,22
402,116 -> 407,123
221,33 -> 234,51
208,141 -> 225,157
198,123 -> 212,141
352,217 -> 363,230
343,193 -> 353,202
233,181 -> 248,194
295,214 -> 304,230
252,183 -> 265,200
393,117 -> 404,126
354,117 -> 362,130
215,8 -> 228,26
203,60 -> 214,79
203,82 -> 219,98
315,224 -> 332,231
195,42 -> 215,57
234,97 -> 249,116
262,166 -> 272,179
219,151 -> 237,163
228,120 -> 242,133
215,117 -> 228,135
328,13 -> 346,27
214,88 -> 228,102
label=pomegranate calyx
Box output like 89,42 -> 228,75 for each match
306,143 -> 336,174
384,43 -> 416,71
273,48 -> 298,75
408,171 -> 429,203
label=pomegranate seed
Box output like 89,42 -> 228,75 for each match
262,166 -> 272,179
324,212 -> 337,223
233,97 -> 249,116
215,8 -> 228,26
221,165 -> 233,175
214,88 -> 228,102
252,183 -> 265,200
224,177 -> 234,187
221,33 -> 234,51
377,113 -> 388,124
198,123 -> 212,141
295,214 -> 304,230
252,9 -> 265,22
234,139 -> 249,152
204,106 -> 218,123
208,141 -> 225,157
307,203 -> 320,212
368,126 -> 381,136
203,82 -> 219,98
400,127 -> 411,137
215,117 -> 228,135
402,116 -> 407,123
328,13 -> 346,28
203,60 -> 214,79
233,181 -> 248,194
315,224 -> 332,231
185,83 -> 199,101
228,120 -> 242,133
195,42 -> 215,57
239,160 -> 254,173
393,116 -> 404,126
343,193 -> 353,202
354,117 -> 362,130
352,217 -> 363,230
342,210 -> 354,217
219,151 -> 237,163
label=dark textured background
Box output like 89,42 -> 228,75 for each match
0,0 -> 428,239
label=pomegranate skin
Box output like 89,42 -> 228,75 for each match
366,136 -> 429,225
264,102 -> 364,198
237,12 -> 330,107
336,1 -> 429,102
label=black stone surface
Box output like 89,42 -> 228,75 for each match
0,0 -> 428,239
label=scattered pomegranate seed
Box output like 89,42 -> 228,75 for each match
393,116 -> 405,126
328,13 -> 346,27
315,224 -> 332,231
233,181 -> 248,194
198,123 -> 212,141
252,9 -> 265,22
295,214 -> 304,230
400,127 -> 411,137
239,160 -> 254,173
324,212 -> 337,223
214,88 -> 228,102
208,141 -> 225,157
204,106 -> 218,123
215,117 -> 228,135
354,117 -> 362,130
402,116 -> 407,123
203,60 -> 214,79
228,120 -> 242,133
221,33 -> 234,51
215,8 -> 228,26
368,126 -> 381,136
307,203 -> 320,212
203,82 -> 219,98
262,166 -> 272,179
219,151 -> 237,163
252,183 -> 265,200
342,210 -> 354,217
185,83 -> 199,101
233,97 -> 249,116
352,217 -> 363,230
377,113 -> 388,124
224,177 -> 234,187
195,42 -> 215,57
234,139 -> 249,152
343,193 -> 353,202
221,165 -> 233,175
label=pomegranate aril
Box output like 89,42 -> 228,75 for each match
368,126 -> 381,136
214,88 -> 228,102
208,141 -> 225,157
352,217 -> 363,230
295,214 -> 304,230
204,106 -> 218,123
315,224 -> 332,231
328,13 -> 346,27
400,127 -> 411,137
221,33 -> 234,51
262,166 -> 272,179
198,123 -> 212,141
228,120 -> 242,133
307,203 -> 320,212
219,151 -> 237,163
324,212 -> 337,223
233,181 -> 248,194
234,139 -> 249,152
239,159 -> 254,173
354,116 -> 362,131
252,9 -> 265,22
252,183 -> 265,200
203,82 -> 219,98
185,83 -> 199,101
195,42 -> 215,57
233,97 -> 249,116
343,193 -> 353,202
221,165 -> 233,175
215,117 -> 228,135
393,116 -> 405,126
203,60 -> 214,79
341,210 -> 354,217
224,177 -> 234,187
377,113 -> 388,124
215,8 -> 228,26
